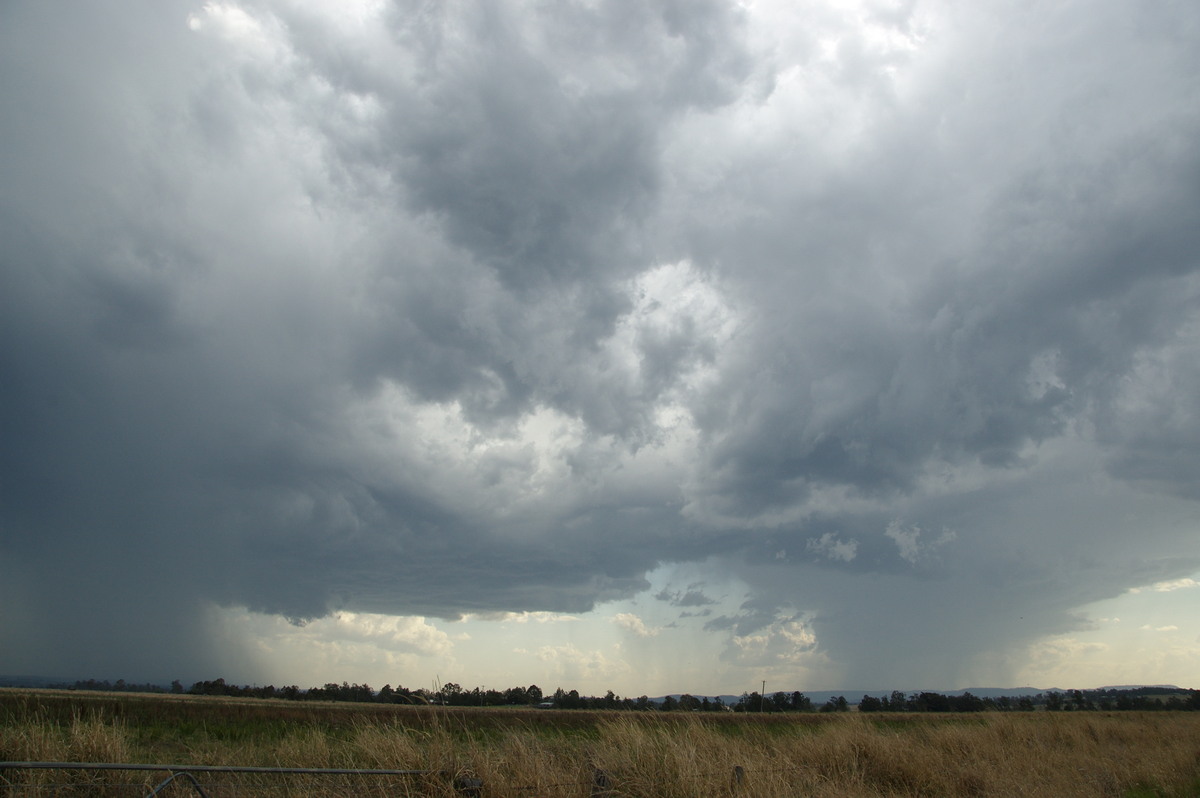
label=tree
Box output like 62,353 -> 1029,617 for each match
859,695 -> 883,712
736,692 -> 764,712
440,682 -> 462,705
950,692 -> 984,712
910,692 -> 950,712
190,678 -> 228,696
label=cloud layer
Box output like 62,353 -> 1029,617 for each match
2,0 -> 1198,689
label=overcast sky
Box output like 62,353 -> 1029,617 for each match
2,0 -> 1199,696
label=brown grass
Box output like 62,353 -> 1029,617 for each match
2,690 -> 1199,796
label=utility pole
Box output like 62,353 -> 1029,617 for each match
760,681 -> 766,713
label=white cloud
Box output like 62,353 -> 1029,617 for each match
187,3 -> 292,66
526,644 -> 630,684
613,612 -> 660,638
1130,578 -> 1199,595
232,609 -> 453,656
806,532 -> 859,562
491,611 -> 581,624
724,612 -> 821,669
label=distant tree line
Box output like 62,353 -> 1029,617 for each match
54,678 -> 176,694
48,678 -> 1200,713
182,678 -> 549,706
857,688 -> 1200,713
729,691 -> 839,713
858,691 -> 1002,713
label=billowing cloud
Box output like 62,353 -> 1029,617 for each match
2,0 -> 1199,691
613,612 -> 660,638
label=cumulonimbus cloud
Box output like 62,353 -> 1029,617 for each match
1,0 -> 1199,689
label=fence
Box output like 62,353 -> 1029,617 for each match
0,762 -> 478,797
0,761 -> 771,797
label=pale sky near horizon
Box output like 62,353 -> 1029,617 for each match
2,0 -> 1199,697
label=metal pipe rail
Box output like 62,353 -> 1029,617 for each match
0,762 -> 432,775
0,761 -> 480,797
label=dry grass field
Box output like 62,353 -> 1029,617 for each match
2,689 -> 1199,797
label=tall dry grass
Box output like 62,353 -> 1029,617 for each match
0,710 -> 131,795
2,691 -> 1199,796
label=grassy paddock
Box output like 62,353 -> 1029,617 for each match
2,690 -> 1199,796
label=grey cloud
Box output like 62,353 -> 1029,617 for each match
702,596 -> 780,638
3,0 -> 1200,689
261,0 -> 756,440
678,0 -> 1200,520
655,586 -> 717,607
702,615 -> 738,633
290,0 -> 753,292
678,609 -> 713,619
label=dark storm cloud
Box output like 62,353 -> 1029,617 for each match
2,0 -> 1199,688
0,0 -> 751,681
674,0 -> 1200,524
655,585 -> 717,607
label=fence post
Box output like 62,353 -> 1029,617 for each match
731,765 -> 745,793
455,775 -> 484,797
592,767 -> 614,797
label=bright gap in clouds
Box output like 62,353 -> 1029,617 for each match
217,562 -> 762,696
1016,573 -> 1200,689
223,564 -> 1200,696
218,558 -> 828,697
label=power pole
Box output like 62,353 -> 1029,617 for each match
760,681 -> 766,713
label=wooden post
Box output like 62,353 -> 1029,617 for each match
592,767 -> 613,797
455,775 -> 484,796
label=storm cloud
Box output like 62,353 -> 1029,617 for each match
2,0 -> 1198,689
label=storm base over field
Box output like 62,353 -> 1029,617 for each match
2,0 -> 1199,695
